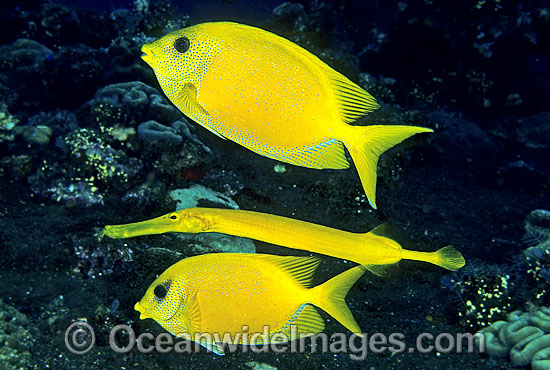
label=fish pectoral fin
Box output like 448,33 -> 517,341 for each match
176,83 -> 227,140
182,293 -> 203,334
177,82 -> 210,116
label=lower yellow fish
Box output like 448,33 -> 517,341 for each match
104,207 -> 465,275
135,253 -> 366,355
141,22 -> 433,208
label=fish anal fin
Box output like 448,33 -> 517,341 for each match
197,337 -> 225,355
276,139 -> 350,170
275,304 -> 325,341
364,263 -> 397,277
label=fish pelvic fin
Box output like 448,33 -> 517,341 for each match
401,245 -> 466,271
345,125 -> 433,209
310,265 -> 366,336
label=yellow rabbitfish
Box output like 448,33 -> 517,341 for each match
134,253 -> 366,355
141,22 -> 433,208
104,207 -> 465,275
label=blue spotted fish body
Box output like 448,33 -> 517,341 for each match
141,22 -> 432,208
134,253 -> 366,355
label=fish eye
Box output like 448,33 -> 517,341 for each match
174,37 -> 190,53
154,284 -> 167,299
169,213 -> 178,221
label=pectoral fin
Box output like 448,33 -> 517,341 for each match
176,83 -> 227,140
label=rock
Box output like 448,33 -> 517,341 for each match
169,185 -> 256,253
169,185 -> 239,210
138,120 -> 182,148
516,112 -> 550,149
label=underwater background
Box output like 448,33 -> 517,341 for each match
1,0 -> 550,369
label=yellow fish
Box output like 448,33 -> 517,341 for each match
134,253 -> 366,355
104,207 -> 465,275
141,22 -> 433,208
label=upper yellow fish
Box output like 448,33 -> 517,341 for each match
134,253 -> 366,355
141,22 -> 433,208
104,207 -> 465,275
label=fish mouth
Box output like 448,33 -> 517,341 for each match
134,301 -> 150,320
140,44 -> 155,65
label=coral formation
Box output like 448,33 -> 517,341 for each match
477,307 -> 550,370
0,299 -> 33,370
441,261 -> 515,331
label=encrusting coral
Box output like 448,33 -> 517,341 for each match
476,306 -> 550,370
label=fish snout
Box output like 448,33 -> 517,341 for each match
140,44 -> 155,65
134,301 -> 150,320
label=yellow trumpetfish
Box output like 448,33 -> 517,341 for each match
135,253 -> 365,355
141,21 -> 433,208
104,208 -> 465,274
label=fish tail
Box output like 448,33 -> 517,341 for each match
345,125 -> 433,209
401,246 -> 466,271
310,265 -> 366,336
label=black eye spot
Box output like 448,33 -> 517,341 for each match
174,37 -> 190,53
170,214 -> 177,220
154,284 -> 167,299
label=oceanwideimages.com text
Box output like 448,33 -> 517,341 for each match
65,321 -> 484,360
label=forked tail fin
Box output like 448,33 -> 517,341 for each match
310,265 -> 366,336
345,125 -> 433,209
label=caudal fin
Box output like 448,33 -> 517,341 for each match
401,245 -> 466,271
346,125 -> 433,209
310,265 -> 366,336
431,246 -> 466,271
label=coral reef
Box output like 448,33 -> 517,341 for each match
0,299 -> 34,370
441,261 -> 515,331
521,210 -> 550,306
477,307 -> 550,370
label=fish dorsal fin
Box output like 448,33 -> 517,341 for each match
326,72 -> 380,123
368,222 -> 400,248
255,255 -> 322,288
270,303 -> 325,342
175,83 -> 227,140
270,139 -> 350,170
